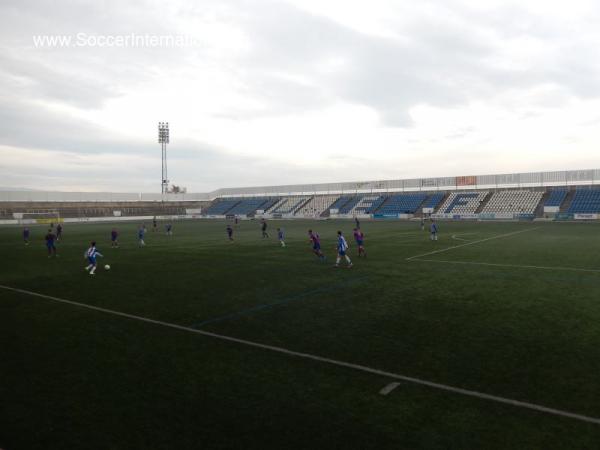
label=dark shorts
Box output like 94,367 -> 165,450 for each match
356,240 -> 363,246
313,243 -> 321,251
46,242 -> 55,248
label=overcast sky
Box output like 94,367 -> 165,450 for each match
1,0 -> 600,192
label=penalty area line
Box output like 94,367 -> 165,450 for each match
410,258 -> 600,273
1,283 -> 600,426
406,227 -> 541,261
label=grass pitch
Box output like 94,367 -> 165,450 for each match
2,218 -> 600,449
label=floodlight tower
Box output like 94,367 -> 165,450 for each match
158,122 -> 170,194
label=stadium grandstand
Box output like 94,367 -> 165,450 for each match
377,193 -> 428,215
481,191 -> 543,214
295,195 -> 339,217
3,168 -> 600,224
438,191 -> 489,214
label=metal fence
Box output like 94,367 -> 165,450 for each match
2,169 -> 599,202
214,169 -> 600,197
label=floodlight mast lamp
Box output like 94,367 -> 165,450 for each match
158,122 -> 170,194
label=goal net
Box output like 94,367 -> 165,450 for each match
16,210 -> 62,224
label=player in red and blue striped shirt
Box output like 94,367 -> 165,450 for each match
308,229 -> 325,261
353,228 -> 366,257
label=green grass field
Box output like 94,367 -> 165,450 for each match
2,218 -> 600,449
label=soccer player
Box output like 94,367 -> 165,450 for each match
138,225 -> 146,247
430,220 -> 438,241
56,223 -> 63,241
226,224 -> 234,241
261,218 -> 269,238
23,227 -> 30,245
420,217 -> 425,231
165,223 -> 173,236
277,227 -> 285,247
234,216 -> 239,226
84,241 -> 103,275
308,229 -> 325,261
353,228 -> 366,257
45,228 -> 57,258
355,217 -> 360,229
335,231 -> 352,268
110,228 -> 119,248
152,216 -> 157,232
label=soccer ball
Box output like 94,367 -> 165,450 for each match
104,264 -> 111,270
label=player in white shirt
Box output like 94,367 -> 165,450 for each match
84,241 -> 103,275
335,231 -> 353,268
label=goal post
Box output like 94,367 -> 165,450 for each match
15,210 -> 62,224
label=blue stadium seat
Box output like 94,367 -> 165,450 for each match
227,197 -> 273,215
204,198 -> 241,215
568,188 -> 600,213
329,196 -> 354,211
338,196 -> 363,214
352,195 -> 387,214
260,198 -> 281,212
421,193 -> 445,210
378,193 -> 428,214
545,190 -> 568,207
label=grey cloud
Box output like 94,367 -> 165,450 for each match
0,53 -> 120,109
2,0 -> 600,191
218,0 -> 600,125
0,96 -> 138,154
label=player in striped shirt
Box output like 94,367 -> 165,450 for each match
335,231 -> 352,268
353,228 -> 366,257
84,241 -> 103,275
308,229 -> 325,261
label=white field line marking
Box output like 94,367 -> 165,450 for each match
1,284 -> 600,426
451,234 -> 471,242
379,382 -> 401,396
406,227 -> 541,261
451,232 -> 479,241
411,259 -> 600,274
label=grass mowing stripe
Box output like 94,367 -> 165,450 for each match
405,227 -> 540,261
411,258 -> 600,274
191,276 -> 369,328
2,283 -> 600,426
